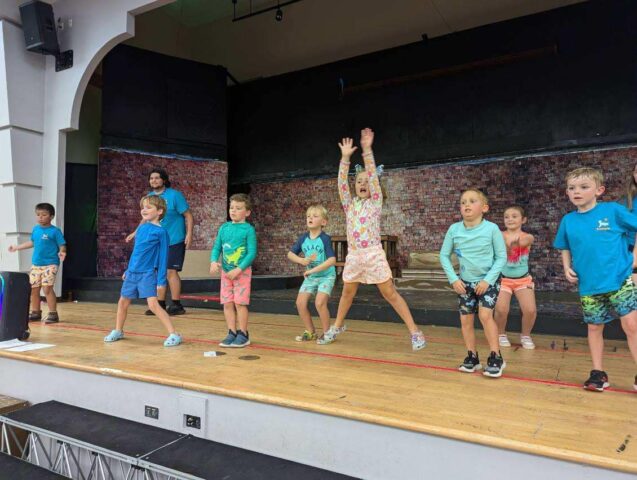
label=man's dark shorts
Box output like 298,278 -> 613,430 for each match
168,242 -> 186,271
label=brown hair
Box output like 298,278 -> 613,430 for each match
140,195 -> 167,220
230,193 -> 252,210
355,169 -> 388,200
504,205 -> 526,218
625,163 -> 637,210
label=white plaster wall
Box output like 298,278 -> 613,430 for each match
0,128 -> 43,185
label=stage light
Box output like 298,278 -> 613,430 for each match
275,7 -> 283,21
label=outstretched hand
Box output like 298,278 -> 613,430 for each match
360,128 -> 374,150
339,138 -> 358,158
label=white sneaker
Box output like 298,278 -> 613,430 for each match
411,331 -> 426,351
316,324 -> 346,345
520,335 -> 535,350
498,334 -> 511,347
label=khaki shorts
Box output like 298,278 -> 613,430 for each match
30,265 -> 58,288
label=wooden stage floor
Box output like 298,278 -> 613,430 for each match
0,303 -> 636,474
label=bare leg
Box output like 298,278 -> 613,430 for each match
157,286 -> 167,302
376,279 -> 419,333
494,290 -> 512,335
620,311 -> 637,365
460,313 -> 476,352
147,297 -> 176,334
334,282 -> 359,328
167,269 -> 181,301
115,296 -> 132,331
42,286 -> 57,312
236,304 -> 249,333
587,323 -> 605,371
30,287 -> 41,313
478,307 -> 500,353
514,288 -> 537,337
223,303 -> 237,332
315,292 -> 331,333
295,292 -> 315,333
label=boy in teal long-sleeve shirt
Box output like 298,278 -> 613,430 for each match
440,189 -> 507,378
210,194 -> 257,348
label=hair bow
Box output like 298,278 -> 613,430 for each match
354,164 -> 384,177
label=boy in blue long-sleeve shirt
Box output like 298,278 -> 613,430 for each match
210,194 -> 258,348
104,195 -> 182,347
440,189 -> 507,377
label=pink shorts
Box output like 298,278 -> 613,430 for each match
220,267 -> 252,305
501,275 -> 534,294
342,245 -> 392,284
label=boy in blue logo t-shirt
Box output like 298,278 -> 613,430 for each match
287,205 -> 337,343
8,203 -> 66,324
554,167 -> 637,392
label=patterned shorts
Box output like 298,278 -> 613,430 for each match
299,275 -> 336,296
30,265 -> 58,288
580,276 -> 637,325
501,275 -> 534,295
458,277 -> 501,315
220,267 -> 252,305
342,245 -> 392,284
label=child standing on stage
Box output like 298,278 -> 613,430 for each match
620,161 -> 637,282
8,203 -> 66,324
320,128 -> 426,350
440,189 -> 508,377
554,167 -> 637,391
288,205 -> 337,343
494,206 -> 537,350
104,195 -> 182,346
210,193 -> 257,348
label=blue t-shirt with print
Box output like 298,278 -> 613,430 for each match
618,196 -> 637,247
31,225 -> 66,266
148,188 -> 189,246
290,231 -> 336,279
553,202 -> 637,296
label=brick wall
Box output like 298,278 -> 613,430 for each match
97,149 -> 227,276
249,145 -> 637,291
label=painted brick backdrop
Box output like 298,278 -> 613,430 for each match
97,149 -> 227,277
249,145 -> 637,291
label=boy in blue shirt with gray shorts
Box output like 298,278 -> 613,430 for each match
554,167 -> 637,392
288,205 -> 337,344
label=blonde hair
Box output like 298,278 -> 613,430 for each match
307,204 -> 328,221
140,195 -> 167,220
565,167 -> 604,187
625,163 -> 637,210
230,193 -> 252,211
461,188 -> 489,205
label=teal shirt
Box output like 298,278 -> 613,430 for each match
440,220 -> 507,285
210,222 -> 257,272
289,231 -> 336,279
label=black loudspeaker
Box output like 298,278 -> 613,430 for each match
0,272 -> 30,341
19,1 -> 59,55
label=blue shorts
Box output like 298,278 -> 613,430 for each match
121,270 -> 158,299
299,275 -> 336,296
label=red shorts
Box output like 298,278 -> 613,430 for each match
501,275 -> 534,295
220,267 -> 252,305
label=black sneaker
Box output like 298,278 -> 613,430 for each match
167,304 -> 186,316
583,370 -> 609,392
28,311 -> 42,321
43,312 -> 59,324
483,351 -> 506,378
145,301 -> 167,316
459,351 -> 481,373
144,309 -> 155,316
633,375 -> 636,392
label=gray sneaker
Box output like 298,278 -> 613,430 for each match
43,312 -> 59,324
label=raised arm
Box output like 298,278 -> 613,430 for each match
360,128 -> 382,205
338,137 -> 357,209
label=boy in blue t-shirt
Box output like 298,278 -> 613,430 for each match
287,205 -> 337,343
9,203 -> 66,324
440,189 -> 508,378
554,167 -> 637,392
104,195 -> 182,347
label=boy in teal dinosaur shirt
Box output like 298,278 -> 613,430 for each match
210,194 -> 258,348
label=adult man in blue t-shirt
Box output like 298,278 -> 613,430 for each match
127,168 -> 193,315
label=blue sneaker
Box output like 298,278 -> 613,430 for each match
231,330 -> 250,348
104,329 -> 124,343
163,333 -> 182,347
219,330 -> 237,347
